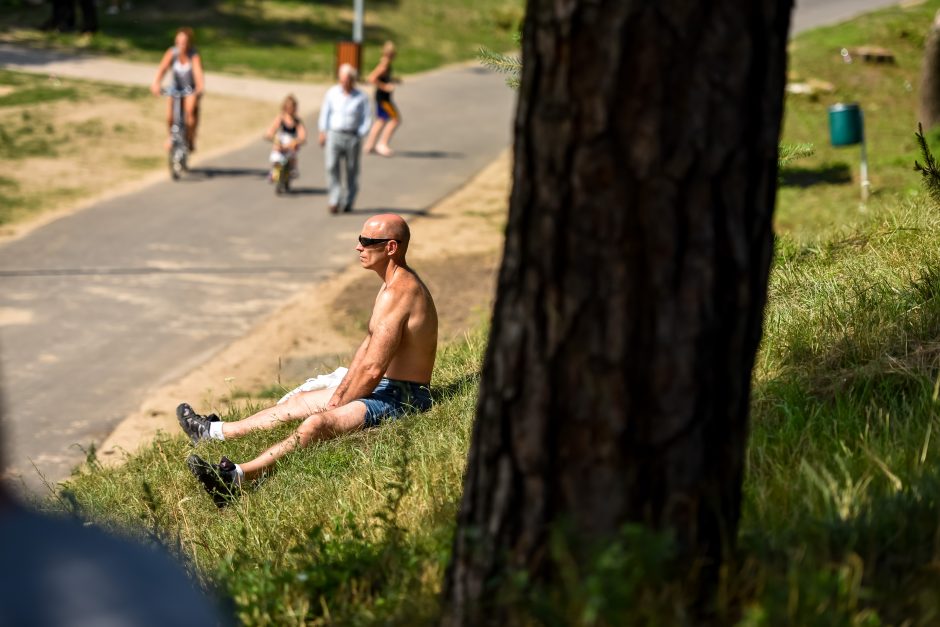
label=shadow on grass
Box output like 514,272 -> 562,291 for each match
780,162 -> 852,188
431,372 -> 480,403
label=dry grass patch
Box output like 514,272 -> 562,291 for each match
0,70 -> 272,233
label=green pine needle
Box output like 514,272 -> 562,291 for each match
478,46 -> 521,89
778,143 -> 815,167
914,123 -> 940,207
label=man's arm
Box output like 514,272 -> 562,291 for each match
357,93 -> 372,138
327,336 -> 370,408
328,289 -> 408,407
318,89 -> 332,146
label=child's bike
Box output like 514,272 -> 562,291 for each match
270,149 -> 293,195
161,86 -> 194,180
269,134 -> 296,196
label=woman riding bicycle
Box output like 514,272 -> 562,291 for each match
264,94 -> 307,181
150,27 -> 204,152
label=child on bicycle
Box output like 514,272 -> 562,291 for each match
264,95 -> 307,181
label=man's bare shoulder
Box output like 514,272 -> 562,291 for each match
385,269 -> 432,299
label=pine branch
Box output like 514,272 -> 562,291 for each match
478,46 -> 521,89
778,142 -> 815,167
914,123 -> 940,207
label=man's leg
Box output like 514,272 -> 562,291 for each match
220,387 -> 335,439
324,131 -> 342,210
238,401 -> 368,479
178,387 -> 335,444
344,136 -> 362,211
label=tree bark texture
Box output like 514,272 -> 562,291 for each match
443,0 -> 792,623
920,10 -> 940,130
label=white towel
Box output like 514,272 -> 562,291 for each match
277,367 -> 348,405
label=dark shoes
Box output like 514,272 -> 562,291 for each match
187,454 -> 240,507
328,205 -> 352,214
176,402 -> 219,445
328,204 -> 338,214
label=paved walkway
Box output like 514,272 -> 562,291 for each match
0,47 -> 515,493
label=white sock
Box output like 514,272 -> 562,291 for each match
234,464 -> 245,485
209,421 -> 225,441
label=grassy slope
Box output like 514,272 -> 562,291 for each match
35,3 -> 940,626
778,0 -> 940,242
0,0 -> 523,80
52,335 -> 483,625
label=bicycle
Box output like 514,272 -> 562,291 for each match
268,132 -> 297,196
161,86 -> 194,180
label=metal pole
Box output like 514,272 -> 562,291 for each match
353,0 -> 364,43
859,110 -> 870,202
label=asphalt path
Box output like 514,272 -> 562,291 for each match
792,0 -> 906,35
0,64 -> 515,492
0,0 -> 905,492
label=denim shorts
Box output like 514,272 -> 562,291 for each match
359,378 -> 432,428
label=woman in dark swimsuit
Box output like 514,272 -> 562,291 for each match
363,41 -> 401,157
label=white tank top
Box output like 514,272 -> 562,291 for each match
171,46 -> 198,89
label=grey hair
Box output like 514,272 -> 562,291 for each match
338,63 -> 358,81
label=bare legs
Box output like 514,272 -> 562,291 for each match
220,387 -> 334,439
363,119 -> 385,154
376,117 -> 399,155
212,386 -> 369,480
183,94 -> 200,151
163,94 -> 200,151
238,401 -> 367,479
363,116 -> 401,157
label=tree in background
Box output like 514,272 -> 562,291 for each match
921,10 -> 940,129
444,0 -> 793,622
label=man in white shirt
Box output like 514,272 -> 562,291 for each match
318,63 -> 372,214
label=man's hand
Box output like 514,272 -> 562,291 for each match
318,131 -> 326,147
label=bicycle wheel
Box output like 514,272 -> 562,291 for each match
274,164 -> 287,195
170,145 -> 185,180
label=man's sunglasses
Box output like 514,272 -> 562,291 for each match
358,235 -> 398,247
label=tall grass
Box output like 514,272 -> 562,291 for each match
52,332 -> 484,625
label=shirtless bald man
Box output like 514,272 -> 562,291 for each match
180,213 -> 438,505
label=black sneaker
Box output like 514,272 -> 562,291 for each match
186,454 -> 240,507
176,403 -> 219,445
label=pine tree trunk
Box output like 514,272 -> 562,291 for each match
921,10 -> 940,130
443,0 -> 792,623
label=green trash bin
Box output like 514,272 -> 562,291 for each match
828,103 -> 863,146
